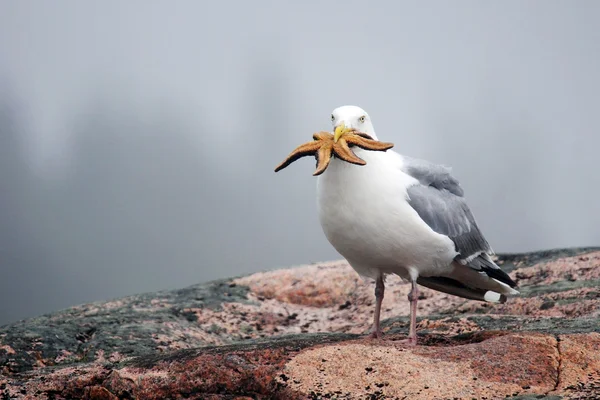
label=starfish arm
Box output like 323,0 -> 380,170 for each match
333,138 -> 367,166
275,130 -> 393,175
345,134 -> 394,151
313,131 -> 334,141
274,140 -> 323,172
355,132 -> 375,140
313,142 -> 334,176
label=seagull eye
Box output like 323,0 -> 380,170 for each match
359,115 -> 366,123
331,114 -> 335,122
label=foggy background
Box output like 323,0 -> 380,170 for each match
1,1 -> 599,326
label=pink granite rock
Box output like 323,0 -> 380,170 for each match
1,247 -> 599,399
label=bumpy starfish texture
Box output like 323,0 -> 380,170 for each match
274,130 -> 394,176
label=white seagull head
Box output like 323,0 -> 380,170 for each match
330,105 -> 378,142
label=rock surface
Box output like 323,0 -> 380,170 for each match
1,247 -> 599,399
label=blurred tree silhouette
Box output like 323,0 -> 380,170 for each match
0,82 -> 60,324
0,87 -> 26,247
0,59 -> 308,325
47,96 -> 220,288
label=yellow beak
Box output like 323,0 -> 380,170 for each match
334,123 -> 352,143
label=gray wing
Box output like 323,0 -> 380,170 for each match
402,156 -> 464,197
401,156 -> 516,288
405,183 -> 491,259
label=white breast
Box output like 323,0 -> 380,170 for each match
316,149 -> 457,280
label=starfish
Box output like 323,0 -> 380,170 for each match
274,125 -> 395,176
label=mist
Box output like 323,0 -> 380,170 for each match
1,1 -> 599,325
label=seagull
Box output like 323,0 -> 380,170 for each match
316,105 -> 519,345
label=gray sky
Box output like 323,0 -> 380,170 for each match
1,1 -> 599,325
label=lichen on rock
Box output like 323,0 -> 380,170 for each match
1,247 -> 599,399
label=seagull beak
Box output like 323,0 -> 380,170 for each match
334,123 -> 351,143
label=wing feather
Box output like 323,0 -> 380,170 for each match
401,156 -> 517,288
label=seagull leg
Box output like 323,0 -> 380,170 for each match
406,279 -> 419,345
369,274 -> 384,339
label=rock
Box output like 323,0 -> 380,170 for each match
1,247 -> 599,399
282,332 -> 561,399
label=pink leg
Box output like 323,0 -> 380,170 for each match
406,280 -> 419,345
369,275 -> 384,339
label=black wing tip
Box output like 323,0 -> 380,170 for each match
460,253 -> 519,289
481,263 -> 518,288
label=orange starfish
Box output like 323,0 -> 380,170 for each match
274,126 -> 395,176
